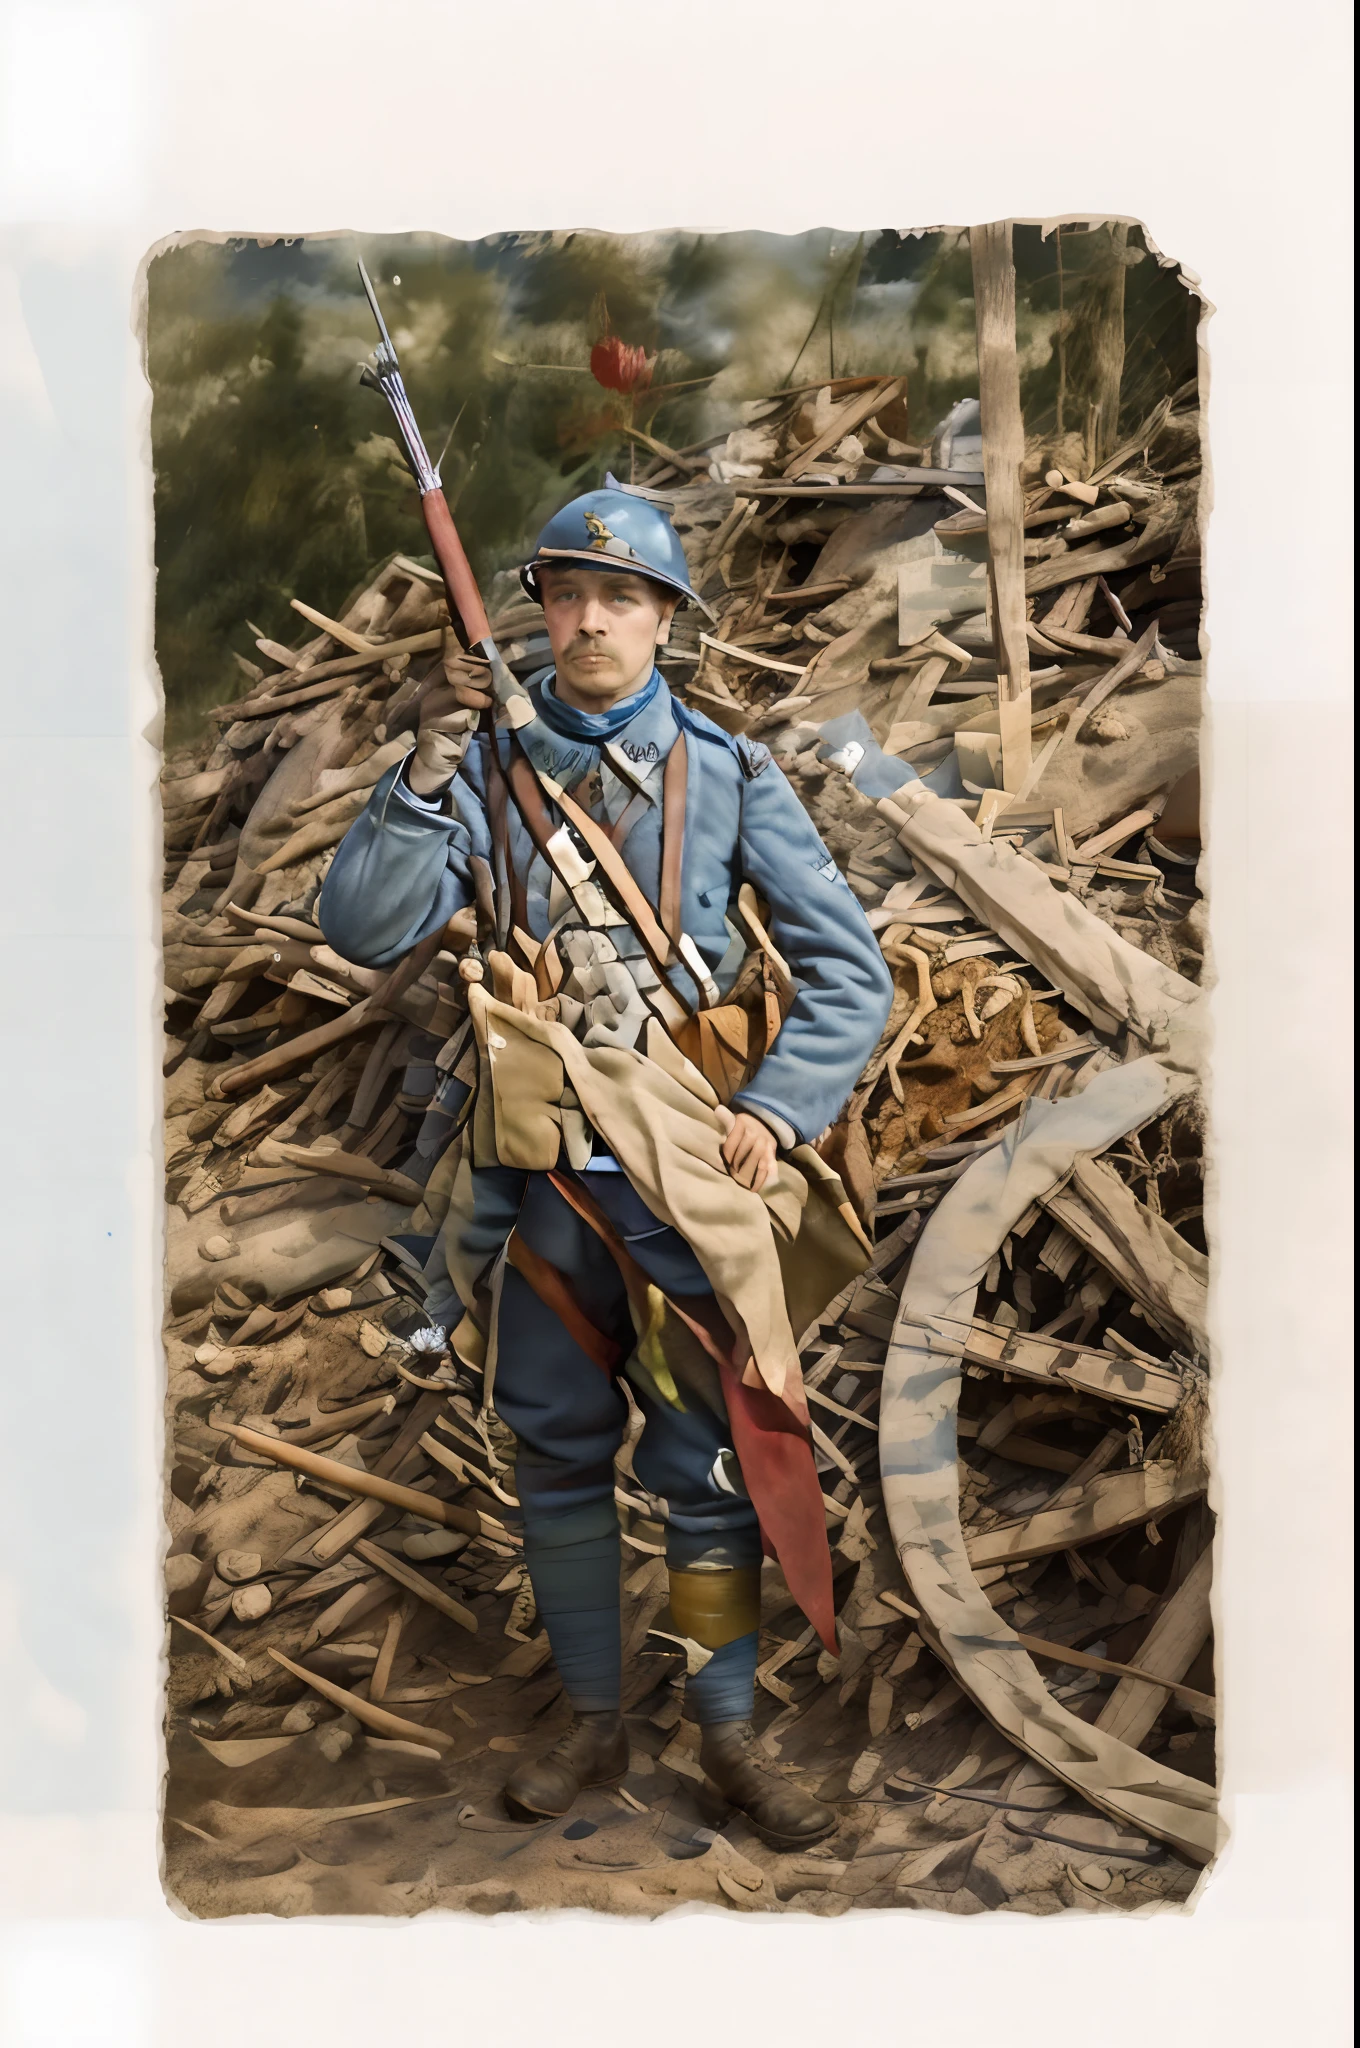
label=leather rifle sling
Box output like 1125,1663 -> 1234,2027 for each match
505,1227 -> 623,1378
548,1173 -> 726,1371
482,727 -> 527,940
467,855 -> 498,946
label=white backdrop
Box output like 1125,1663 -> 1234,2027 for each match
0,2 -> 1352,2042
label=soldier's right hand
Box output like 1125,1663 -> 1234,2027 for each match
407,650 -> 493,794
433,644 -> 495,715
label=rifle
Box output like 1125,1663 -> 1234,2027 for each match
355,262 -> 718,1012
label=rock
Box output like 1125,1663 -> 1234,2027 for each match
316,1725 -> 353,1763
438,1882 -> 525,1915
198,1346 -> 254,1379
358,1319 -> 389,1358
230,1583 -> 272,1622
199,1233 -> 240,1261
215,1550 -> 263,1583
281,1702 -> 319,1734
1085,706 -> 1131,743
165,1551 -> 213,1617
165,1554 -> 204,1598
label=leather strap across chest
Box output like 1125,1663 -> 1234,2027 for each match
659,730 -> 687,947
502,729 -> 712,1012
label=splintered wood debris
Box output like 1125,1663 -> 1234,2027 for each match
161,250 -> 1213,1918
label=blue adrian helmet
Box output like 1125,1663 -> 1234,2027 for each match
520,474 -> 715,619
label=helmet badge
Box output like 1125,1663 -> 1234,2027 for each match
583,510 -> 635,560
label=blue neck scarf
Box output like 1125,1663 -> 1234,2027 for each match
537,665 -> 663,744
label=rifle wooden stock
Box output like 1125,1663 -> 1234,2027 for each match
420,487 -> 492,648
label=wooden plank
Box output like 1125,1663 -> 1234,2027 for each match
698,634 -> 807,677
1071,808 -> 1159,860
1038,623 -> 1134,659
734,472 -> 982,497
782,376 -> 905,479
1061,501 -> 1136,542
894,655 -> 951,723
1024,524 -> 1173,595
991,1036 -> 1099,1072
290,598 -> 383,656
966,1460 -> 1203,1568
970,221 -> 1032,792
224,1424 -> 495,1539
988,1434 -> 1081,1475
211,630 -> 445,720
1014,1629 -> 1216,1716
1094,1545 -> 1214,1746
762,579 -> 852,607
884,1308 -> 1184,1412
621,425 -> 709,472
205,998 -> 378,1099
353,1537 -> 478,1634
268,1647 -> 453,1752
260,1138 -> 424,1206
940,1073 -> 1041,1134
969,1327 -> 1181,1411
1040,1157 -> 1209,1354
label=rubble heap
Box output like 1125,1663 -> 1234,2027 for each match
161,369 -> 1211,1918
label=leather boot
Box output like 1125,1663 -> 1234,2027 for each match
697,1719 -> 839,1849
502,1710 -> 630,1820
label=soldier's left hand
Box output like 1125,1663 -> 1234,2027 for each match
719,1110 -> 778,1192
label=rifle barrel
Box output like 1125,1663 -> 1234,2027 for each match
356,258 -> 397,358
355,266 -> 505,666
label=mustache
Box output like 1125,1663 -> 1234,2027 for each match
565,643 -> 620,664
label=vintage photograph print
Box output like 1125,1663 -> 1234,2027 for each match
156,222 -> 1213,1919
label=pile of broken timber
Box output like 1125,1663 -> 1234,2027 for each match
160,355 -> 1211,1918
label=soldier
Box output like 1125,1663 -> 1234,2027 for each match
318,482 -> 893,1846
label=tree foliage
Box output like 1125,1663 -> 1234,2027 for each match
149,226 -> 1197,737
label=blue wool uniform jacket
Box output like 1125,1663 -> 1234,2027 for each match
318,672 -> 893,1148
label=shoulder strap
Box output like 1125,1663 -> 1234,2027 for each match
659,731 -> 688,946
608,787 -> 651,850
505,739 -> 717,1010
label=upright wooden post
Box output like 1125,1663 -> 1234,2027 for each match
970,220 -> 1032,794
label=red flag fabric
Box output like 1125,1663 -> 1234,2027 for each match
547,1171 -> 838,1653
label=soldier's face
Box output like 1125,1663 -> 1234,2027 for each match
538,566 -> 678,708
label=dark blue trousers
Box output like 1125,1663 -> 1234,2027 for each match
488,1169 -> 760,1558
473,1169 -> 762,1717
